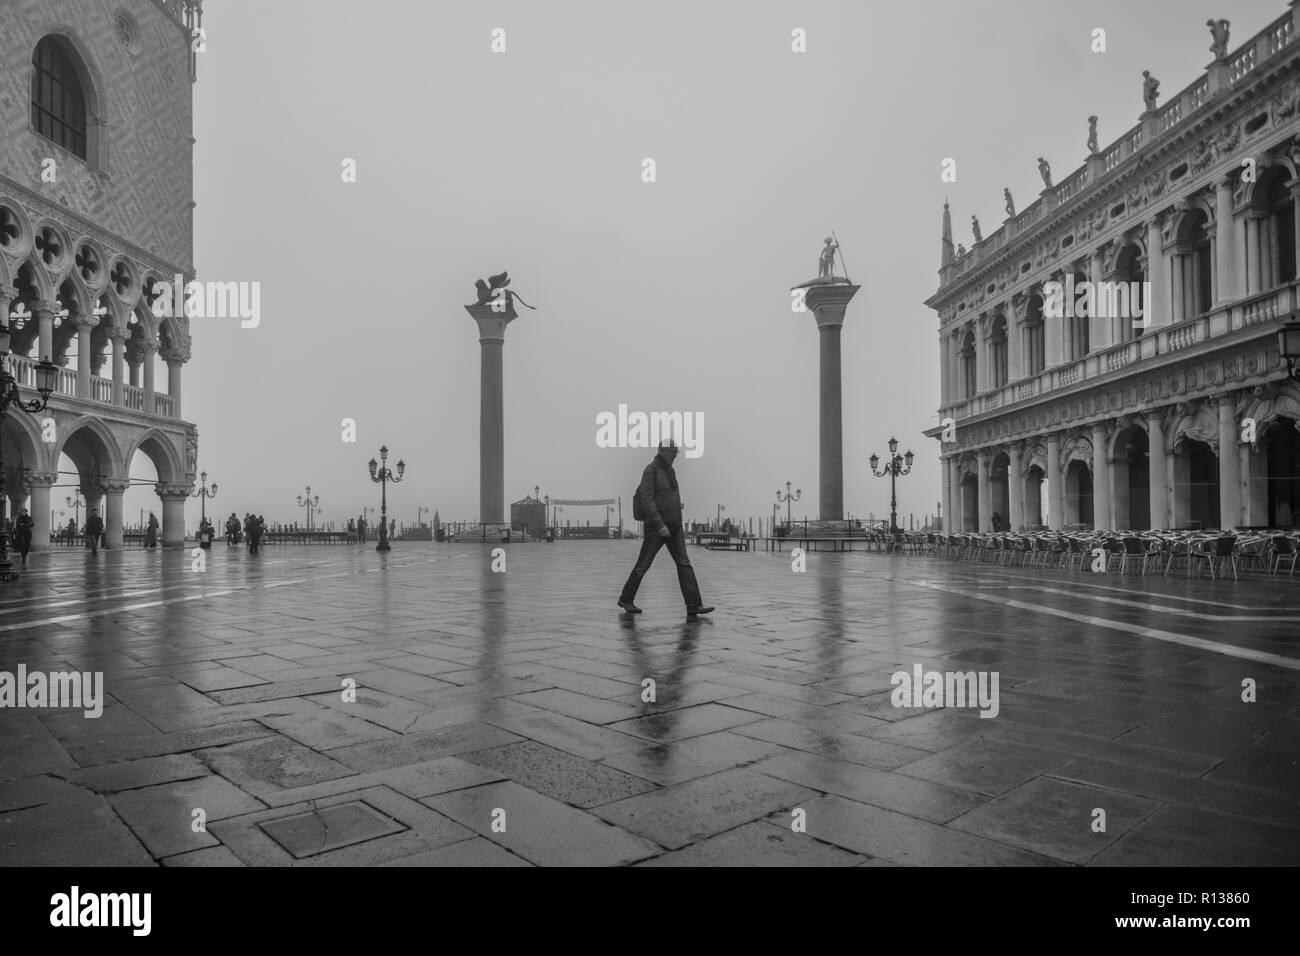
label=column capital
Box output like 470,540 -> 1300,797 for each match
140,337 -> 160,354
105,326 -> 129,343
155,481 -> 193,500
32,299 -> 56,316
72,313 -> 99,332
100,478 -> 132,493
24,472 -> 57,487
0,284 -> 17,301
160,346 -> 190,364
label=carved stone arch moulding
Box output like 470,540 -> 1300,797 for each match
1169,400 -> 1219,456
958,455 -> 980,481
1022,441 -> 1047,477
1237,380 -> 1300,450
1060,433 -> 1094,468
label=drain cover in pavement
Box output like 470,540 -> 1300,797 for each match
258,801 -> 407,859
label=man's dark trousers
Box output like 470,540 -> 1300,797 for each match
619,525 -> 702,608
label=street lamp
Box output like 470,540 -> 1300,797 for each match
66,490 -> 85,530
368,445 -> 405,552
0,322 -> 58,579
776,481 -> 801,528
296,485 -> 319,531
869,435 -> 914,540
191,470 -> 217,525
1280,320 -> 1300,379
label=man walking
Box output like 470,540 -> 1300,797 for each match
85,509 -> 104,555
13,508 -> 34,568
618,438 -> 714,617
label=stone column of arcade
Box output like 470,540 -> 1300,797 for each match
1045,433 -> 1062,531
1217,395 -> 1242,529
464,302 -> 513,525
26,473 -> 55,552
102,479 -> 130,548
1090,422 -> 1112,531
802,283 -> 860,520
1007,443 -> 1024,532
35,299 -> 55,363
75,314 -> 95,398
142,339 -> 158,415
82,483 -> 104,541
1146,411 -> 1169,530
157,483 -> 191,547
163,347 -> 185,420
109,328 -> 127,406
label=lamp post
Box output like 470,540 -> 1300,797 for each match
66,490 -> 85,530
0,321 -> 59,579
776,482 -> 801,529
869,436 -> 914,538
296,485 -> 319,531
368,445 -> 405,552
191,470 -> 217,525
1280,320 -> 1300,379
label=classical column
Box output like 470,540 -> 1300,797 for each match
1214,176 -> 1237,304
127,339 -> 142,388
1087,249 -> 1108,353
977,451 -> 992,532
26,472 -> 55,553
34,299 -> 55,362
1217,395 -> 1241,530
141,338 -> 158,415
1090,422 -> 1111,531
74,315 -> 95,398
1007,303 -> 1024,382
1044,276 -> 1064,368
464,300 -> 519,525
1245,213 -> 1263,295
939,333 -> 951,406
975,315 -> 989,394
108,328 -> 127,406
1045,432 -> 1062,531
1146,411 -> 1168,530
0,285 -> 14,325
801,283 -> 860,520
949,457 -> 962,532
102,479 -> 130,548
157,483 -> 191,547
1146,217 -> 1172,329
162,346 -> 187,420
1007,443 -> 1024,532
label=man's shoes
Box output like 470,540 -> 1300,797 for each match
687,605 -> 715,617
618,600 -> 642,614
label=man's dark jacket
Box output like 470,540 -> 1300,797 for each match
85,515 -> 104,536
637,452 -> 683,532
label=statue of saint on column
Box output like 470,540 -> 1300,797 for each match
794,236 -> 852,289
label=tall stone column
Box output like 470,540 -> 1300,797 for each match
34,299 -> 55,362
1007,304 -> 1023,383
977,451 -> 992,532
1217,395 -> 1241,530
1088,249 -> 1109,354
1090,422 -> 1111,531
938,335 -> 951,405
941,456 -> 953,533
1045,433 -> 1062,531
109,328 -> 127,406
974,315 -> 989,394
1044,274 -> 1064,368
1214,176 -> 1237,304
1146,217 -> 1172,329
802,283 -> 860,520
1245,214 -> 1263,295
142,339 -> 158,415
1146,411 -> 1168,530
162,346 -> 187,420
1007,443 -> 1024,532
464,303 -> 516,525
26,473 -> 54,553
157,483 -> 191,547
75,315 -> 95,398
102,479 -> 130,548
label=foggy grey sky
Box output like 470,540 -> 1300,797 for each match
158,0 -> 1283,531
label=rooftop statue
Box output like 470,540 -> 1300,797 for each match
1087,115 -> 1099,155
1037,157 -> 1053,189
792,235 -> 852,289
1208,19 -> 1231,60
473,271 -> 537,316
1003,188 -> 1015,218
971,215 -> 982,243
1142,71 -> 1160,113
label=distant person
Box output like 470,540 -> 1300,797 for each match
991,512 -> 1003,533
13,508 -> 34,567
226,512 -> 240,545
357,515 -> 367,543
85,510 -> 104,555
249,514 -> 265,554
244,513 -> 255,553
618,438 -> 714,617
66,517 -> 77,544
145,511 -> 159,548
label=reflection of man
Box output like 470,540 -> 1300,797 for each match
818,237 -> 837,279
619,439 -> 714,617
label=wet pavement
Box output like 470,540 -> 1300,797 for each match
1,541 -> 1297,866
